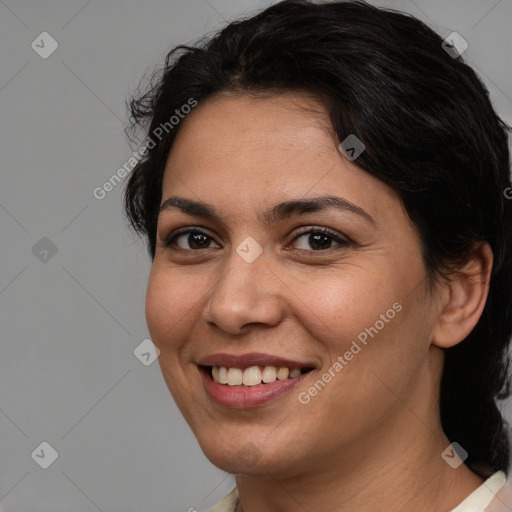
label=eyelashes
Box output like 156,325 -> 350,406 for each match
162,226 -> 351,253
164,228 -> 217,250
288,227 -> 350,251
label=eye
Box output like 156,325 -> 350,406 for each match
164,229 -> 220,250
287,227 -> 350,252
162,226 -> 350,253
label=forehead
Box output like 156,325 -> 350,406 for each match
160,92 -> 404,229
169,91 -> 334,157
164,92 -> 348,187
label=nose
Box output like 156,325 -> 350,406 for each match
202,249 -> 285,335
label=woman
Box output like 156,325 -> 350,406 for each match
123,1 -> 512,510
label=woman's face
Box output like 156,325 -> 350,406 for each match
146,91 -> 442,476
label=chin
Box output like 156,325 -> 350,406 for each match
196,431 -> 303,476
203,449 -> 280,475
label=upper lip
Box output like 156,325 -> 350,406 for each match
197,352 -> 316,369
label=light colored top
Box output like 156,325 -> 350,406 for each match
451,471 -> 507,511
208,471 -> 510,511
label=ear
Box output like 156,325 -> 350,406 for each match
431,242 -> 493,349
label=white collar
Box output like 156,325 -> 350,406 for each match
450,471 -> 507,511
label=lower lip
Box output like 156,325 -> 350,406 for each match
199,367 -> 312,408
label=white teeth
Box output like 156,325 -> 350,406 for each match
211,365 -> 308,385
227,368 -> 243,386
262,366 -> 277,383
276,367 -> 289,380
218,366 -> 228,384
242,366 -> 262,386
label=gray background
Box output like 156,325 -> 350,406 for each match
1,1 -> 511,511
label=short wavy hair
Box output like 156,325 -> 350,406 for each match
123,0 -> 512,477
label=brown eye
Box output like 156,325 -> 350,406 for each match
289,228 -> 350,252
165,229 -> 220,250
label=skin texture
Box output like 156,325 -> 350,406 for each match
145,91 -> 492,511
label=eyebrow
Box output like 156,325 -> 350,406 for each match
158,195 -> 375,226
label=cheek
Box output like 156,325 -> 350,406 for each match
291,262 -> 428,406
291,267 -> 400,353
144,268 -> 205,425
305,267 -> 431,402
144,267 -> 199,352
291,272 -> 424,438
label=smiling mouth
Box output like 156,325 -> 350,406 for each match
202,365 -> 314,386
